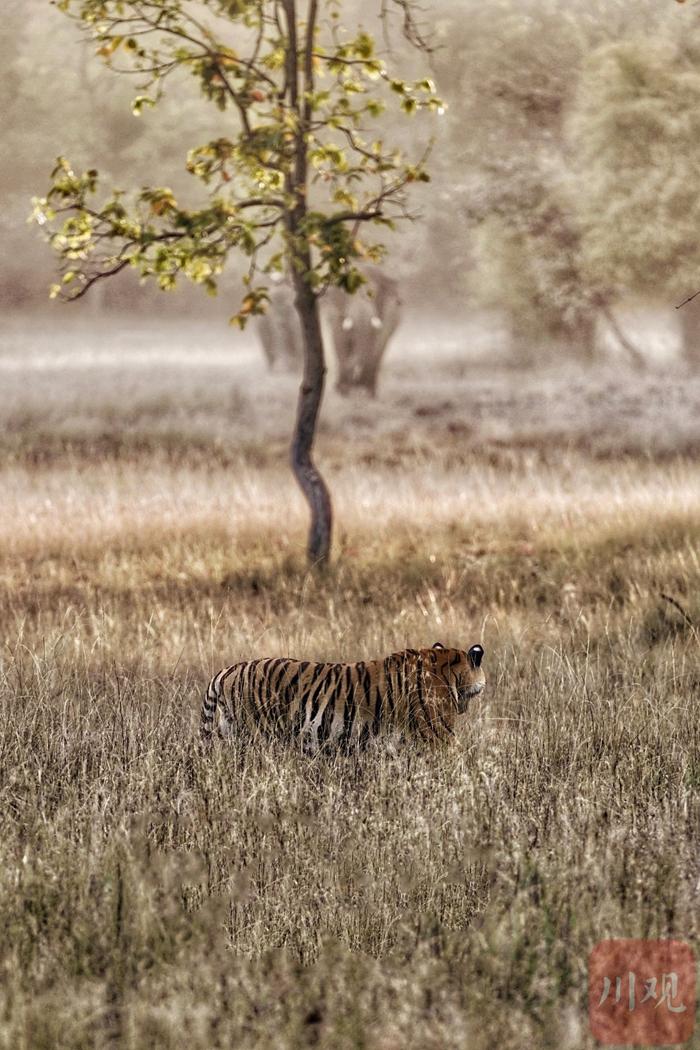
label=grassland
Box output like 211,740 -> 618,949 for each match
1,317 -> 699,1048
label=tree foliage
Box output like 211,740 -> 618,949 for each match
34,0 -> 440,324
571,36 -> 700,298
432,0 -> 690,360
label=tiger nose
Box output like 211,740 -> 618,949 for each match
468,644 -> 484,669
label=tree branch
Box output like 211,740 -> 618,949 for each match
64,258 -> 131,300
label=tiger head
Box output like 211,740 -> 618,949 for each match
428,641 -> 486,713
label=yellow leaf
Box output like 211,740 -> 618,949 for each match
97,35 -> 123,58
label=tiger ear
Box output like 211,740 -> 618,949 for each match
468,644 -> 484,669
432,642 -> 445,650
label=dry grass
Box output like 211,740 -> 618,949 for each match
1,320 -> 699,1048
3,313 -> 700,464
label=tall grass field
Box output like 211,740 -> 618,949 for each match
1,320 -> 699,1048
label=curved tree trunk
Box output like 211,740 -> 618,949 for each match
597,301 -> 646,370
569,312 -> 597,365
678,294 -> 700,368
283,0 -> 332,567
290,271 -> 333,567
256,280 -> 304,372
329,269 -> 401,396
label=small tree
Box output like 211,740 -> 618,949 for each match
255,275 -> 304,372
33,0 -> 440,566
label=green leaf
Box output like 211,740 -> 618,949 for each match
131,95 -> 156,116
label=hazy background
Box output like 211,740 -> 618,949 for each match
5,0 -> 700,370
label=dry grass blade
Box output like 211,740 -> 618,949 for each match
1,333 -> 699,1049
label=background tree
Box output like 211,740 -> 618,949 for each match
431,0 -> 667,365
256,264 -> 400,391
255,274 -> 304,371
326,264 -> 401,395
33,0 -> 440,566
570,34 -> 700,367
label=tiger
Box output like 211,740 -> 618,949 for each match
200,642 -> 485,752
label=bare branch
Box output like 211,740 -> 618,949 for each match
676,289 -> 700,309
380,0 -> 435,53
64,258 -> 131,301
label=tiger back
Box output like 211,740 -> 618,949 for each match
201,642 -> 485,751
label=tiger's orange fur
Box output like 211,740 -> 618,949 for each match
201,642 -> 485,751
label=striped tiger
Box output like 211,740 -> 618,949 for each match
201,642 -> 485,751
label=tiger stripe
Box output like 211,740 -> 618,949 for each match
201,643 -> 486,752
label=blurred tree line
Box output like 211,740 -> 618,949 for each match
6,0 -> 700,361
428,0 -> 700,364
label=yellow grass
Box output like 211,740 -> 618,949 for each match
1,331 -> 699,1048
